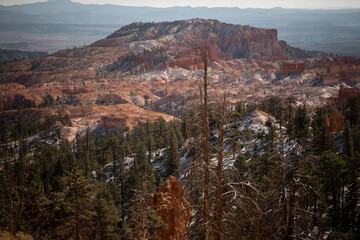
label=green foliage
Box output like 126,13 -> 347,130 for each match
344,96 -> 360,127
2,97 -> 360,240
311,108 -> 336,155
154,117 -> 168,149
354,127 -> 360,153
318,151 -> 346,230
293,105 -> 311,146
146,209 -> 167,235
259,96 -> 283,120
342,121 -> 353,157
234,154 -> 248,174
165,127 -> 179,176
51,169 -> 95,239
247,151 -> 278,192
92,183 -> 120,240
264,119 -> 278,152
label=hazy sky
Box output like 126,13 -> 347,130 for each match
0,0 -> 359,9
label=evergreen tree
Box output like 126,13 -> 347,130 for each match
154,117 -> 168,149
52,168 -> 95,240
165,128 -> 179,176
345,96 -> 360,127
264,119 -> 277,153
293,105 -> 310,147
342,121 -> 354,158
341,150 -> 360,237
354,127 -> 360,153
285,96 -> 296,141
234,154 -> 248,174
145,120 -> 154,162
317,151 -> 346,230
173,121 -> 184,146
0,118 -> 10,144
95,136 -> 109,170
92,183 -> 120,240
108,133 -> 120,183
312,108 -> 336,155
135,141 -> 146,167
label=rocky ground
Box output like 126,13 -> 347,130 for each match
0,19 -> 358,137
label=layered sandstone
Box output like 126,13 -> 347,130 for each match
93,19 -> 303,71
280,63 -> 306,75
0,19 -> 350,134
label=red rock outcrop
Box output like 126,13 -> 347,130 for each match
148,176 -> 191,240
339,86 -> 360,100
334,56 -> 359,65
280,63 -> 306,75
325,86 -> 360,109
101,116 -> 131,131
99,19 -> 293,60
325,110 -> 344,132
302,56 -> 360,85
1,19 -> 344,134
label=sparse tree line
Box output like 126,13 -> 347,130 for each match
0,93 -> 359,239
0,117 -> 182,239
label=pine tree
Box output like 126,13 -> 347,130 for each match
312,108 -> 336,155
318,151 -> 346,230
165,128 -> 179,176
346,96 -> 360,127
172,121 -> 184,145
234,150 -> 246,168
155,117 -> 168,149
95,136 -> 109,170
0,118 -> 10,144
108,133 -> 120,183
92,183 -> 120,240
342,120 -> 354,158
354,127 -> 360,153
135,141 -> 146,167
52,168 -> 95,240
145,120 -> 154,161
285,96 -> 296,141
265,119 -> 278,153
293,105 -> 310,148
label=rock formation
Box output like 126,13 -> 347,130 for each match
94,19 -> 307,68
325,86 -> 360,109
339,86 -> 360,100
1,19 -> 355,134
280,63 -> 306,75
148,176 -> 191,240
325,110 -> 344,132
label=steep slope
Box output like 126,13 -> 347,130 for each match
0,19 -> 347,133
94,19 -> 286,60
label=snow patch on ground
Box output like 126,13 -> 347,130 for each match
125,40 -> 163,52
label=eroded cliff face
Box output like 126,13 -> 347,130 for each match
94,19 -> 286,69
0,19 -> 347,133
148,176 -> 191,240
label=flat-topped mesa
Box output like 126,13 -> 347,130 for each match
92,19 -> 303,66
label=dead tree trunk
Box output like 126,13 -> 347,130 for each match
202,45 -> 210,240
214,98 -> 225,240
